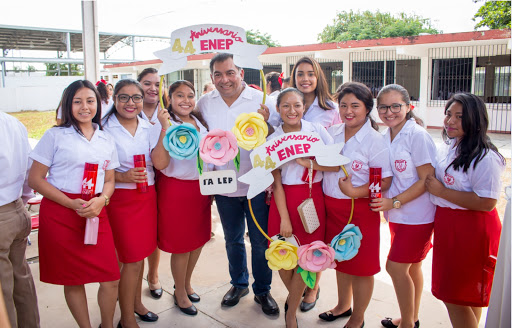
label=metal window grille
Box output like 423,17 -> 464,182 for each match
349,50 -> 420,102
428,44 -> 511,133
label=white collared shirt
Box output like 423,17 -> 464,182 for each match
197,86 -> 279,196
158,117 -> 208,180
103,115 -> 156,189
304,97 -> 342,129
323,119 -> 392,200
430,139 -> 504,210
139,103 -> 161,124
0,112 -> 33,206
382,119 -> 437,224
30,125 -> 120,194
270,120 -> 334,186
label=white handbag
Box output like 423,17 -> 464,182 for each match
297,159 -> 320,234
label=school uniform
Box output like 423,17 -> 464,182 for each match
140,103 -> 161,125
303,97 -> 341,129
103,115 -> 157,263
156,117 -> 211,254
382,119 -> 437,263
323,119 -> 392,276
430,139 -> 504,307
30,125 -> 120,285
267,120 -> 333,246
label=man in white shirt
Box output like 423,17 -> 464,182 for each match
196,53 -> 279,316
0,112 -> 40,327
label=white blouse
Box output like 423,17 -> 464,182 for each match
103,115 -> 157,189
30,125 -> 119,194
323,119 -> 392,199
382,119 -> 437,224
430,139 -> 505,210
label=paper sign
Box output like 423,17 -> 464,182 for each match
238,132 -> 350,199
154,24 -> 267,75
199,170 -> 237,195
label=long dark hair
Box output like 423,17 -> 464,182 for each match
265,72 -> 282,94
96,82 -> 109,104
377,84 -> 424,126
103,79 -> 144,123
444,93 -> 504,172
168,80 -> 209,130
290,57 -> 335,111
335,82 -> 379,131
59,80 -> 102,133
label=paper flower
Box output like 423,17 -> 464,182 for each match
265,240 -> 298,271
199,129 -> 239,166
330,224 -> 363,262
297,240 -> 336,272
232,112 -> 268,151
163,123 -> 200,160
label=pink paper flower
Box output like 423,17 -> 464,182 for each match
297,240 -> 336,272
199,129 -> 239,166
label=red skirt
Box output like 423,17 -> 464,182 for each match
38,193 -> 120,285
432,206 -> 501,307
268,182 -> 326,246
157,176 -> 211,253
388,222 -> 433,263
325,196 -> 380,276
106,186 -> 157,263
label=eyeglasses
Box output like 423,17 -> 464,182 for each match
377,103 -> 404,114
117,94 -> 143,103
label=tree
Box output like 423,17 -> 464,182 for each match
318,10 -> 440,43
45,63 -> 83,76
246,29 -> 280,47
473,1 -> 511,30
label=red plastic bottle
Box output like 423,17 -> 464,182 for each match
81,163 -> 98,200
369,167 -> 382,199
134,154 -> 148,193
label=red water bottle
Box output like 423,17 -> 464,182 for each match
81,163 -> 99,200
369,167 -> 382,199
134,154 -> 148,193
81,163 -> 99,245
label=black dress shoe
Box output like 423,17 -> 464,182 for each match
174,284 -> 200,302
147,276 -> 163,299
381,318 -> 420,328
319,308 -> 352,321
134,310 -> 159,322
300,287 -> 320,312
254,293 -> 279,315
173,294 -> 198,315
116,322 -> 122,328
221,286 -> 249,307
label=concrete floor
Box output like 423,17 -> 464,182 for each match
26,129 -> 510,328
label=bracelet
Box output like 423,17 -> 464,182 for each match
102,194 -> 110,206
161,128 -> 166,133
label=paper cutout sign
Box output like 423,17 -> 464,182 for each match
238,132 -> 350,199
199,170 -> 237,195
154,24 -> 267,75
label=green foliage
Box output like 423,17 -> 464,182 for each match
318,10 -> 440,43
45,63 -> 83,76
473,1 -> 511,30
246,29 -> 280,47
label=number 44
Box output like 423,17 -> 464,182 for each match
253,154 -> 276,170
172,38 -> 196,54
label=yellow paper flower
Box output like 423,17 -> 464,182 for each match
232,112 -> 268,151
265,240 -> 298,271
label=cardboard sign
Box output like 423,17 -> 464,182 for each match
199,170 -> 237,195
238,132 -> 350,199
154,24 -> 267,75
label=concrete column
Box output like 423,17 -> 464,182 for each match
342,59 -> 351,83
81,0 -> 100,82
66,32 -> 72,75
418,56 -> 429,124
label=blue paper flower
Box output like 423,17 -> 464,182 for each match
330,224 -> 363,262
163,123 -> 200,160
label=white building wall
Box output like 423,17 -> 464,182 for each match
0,76 -> 78,112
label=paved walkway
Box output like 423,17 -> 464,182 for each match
25,129 -> 510,327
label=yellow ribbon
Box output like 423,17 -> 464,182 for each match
340,165 -> 354,225
158,75 -> 172,127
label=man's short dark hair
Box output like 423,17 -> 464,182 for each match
209,53 -> 241,73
